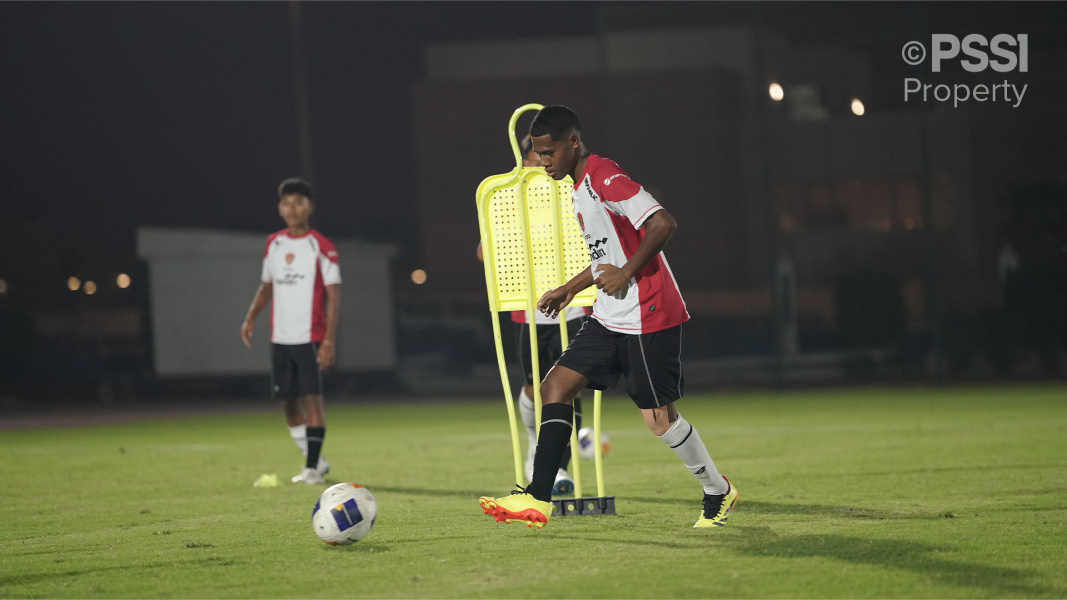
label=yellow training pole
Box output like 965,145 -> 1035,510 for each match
477,171 -> 524,488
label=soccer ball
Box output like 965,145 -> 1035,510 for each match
576,427 -> 610,461
312,483 -> 377,545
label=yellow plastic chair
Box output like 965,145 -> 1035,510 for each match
476,104 -> 612,515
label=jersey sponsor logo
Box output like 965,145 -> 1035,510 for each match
583,178 -> 600,203
285,253 -> 295,265
276,272 -> 306,286
603,173 -> 626,186
588,237 -> 608,261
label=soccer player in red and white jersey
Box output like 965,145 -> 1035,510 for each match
478,135 -> 590,495
479,105 -> 737,529
241,178 -> 341,485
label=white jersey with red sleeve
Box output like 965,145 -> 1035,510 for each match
570,155 -> 689,334
260,228 -> 341,344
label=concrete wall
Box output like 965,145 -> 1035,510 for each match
136,227 -> 397,377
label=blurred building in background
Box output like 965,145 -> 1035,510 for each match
408,16 -> 1067,385
3,4 -> 1065,405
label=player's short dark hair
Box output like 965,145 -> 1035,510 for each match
530,105 -> 582,141
519,134 -> 534,157
277,177 -> 314,200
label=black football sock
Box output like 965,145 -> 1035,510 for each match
528,403 -> 573,501
306,426 -> 325,470
559,397 -> 583,470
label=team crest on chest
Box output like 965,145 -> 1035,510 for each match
577,212 -> 585,232
285,253 -> 295,265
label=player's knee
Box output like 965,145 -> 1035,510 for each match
538,381 -> 574,407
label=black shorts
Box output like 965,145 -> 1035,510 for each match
515,317 -> 585,385
555,318 -> 684,410
271,343 -> 323,399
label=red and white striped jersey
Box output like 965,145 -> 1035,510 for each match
261,229 -> 341,344
570,155 -> 689,334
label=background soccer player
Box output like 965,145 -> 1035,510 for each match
480,106 -> 737,528
241,178 -> 341,485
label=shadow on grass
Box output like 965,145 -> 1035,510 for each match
365,484 -> 499,499
320,543 -> 391,553
626,496 -> 941,520
0,555 -> 242,587
734,527 -> 1065,598
541,530 -> 711,551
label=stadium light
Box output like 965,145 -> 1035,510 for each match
851,98 -> 865,116
411,269 -> 427,285
84,281 -> 97,295
117,273 -> 131,289
67,276 -> 81,291
769,82 -> 784,101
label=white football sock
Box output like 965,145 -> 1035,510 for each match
289,424 -> 308,457
658,415 -> 729,496
518,388 -> 538,448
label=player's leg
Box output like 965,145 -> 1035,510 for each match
540,322 -> 578,495
480,319 -> 621,527
527,365 -> 586,500
564,317 -> 586,463
291,343 -> 327,484
479,365 -> 585,528
302,393 -> 327,471
283,398 -> 309,456
623,325 -> 736,527
515,323 -> 538,482
272,344 -> 313,469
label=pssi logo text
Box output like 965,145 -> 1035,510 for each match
929,34 -> 1027,72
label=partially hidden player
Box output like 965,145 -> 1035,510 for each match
479,134 -> 589,496
241,177 -> 340,485
479,105 -> 737,528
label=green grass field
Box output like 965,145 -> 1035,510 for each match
2,384 -> 1065,599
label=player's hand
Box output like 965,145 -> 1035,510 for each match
240,319 -> 255,347
593,263 -> 631,296
317,342 -> 336,370
537,286 -> 575,319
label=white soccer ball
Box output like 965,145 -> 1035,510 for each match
312,483 -> 377,545
576,427 -> 610,461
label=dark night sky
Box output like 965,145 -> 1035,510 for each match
0,1 -> 602,289
2,1 -> 1065,302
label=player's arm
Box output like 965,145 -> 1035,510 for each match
593,209 -> 677,295
538,267 -> 595,319
317,284 -> 340,370
241,282 -> 273,347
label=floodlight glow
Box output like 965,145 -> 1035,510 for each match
411,269 -> 427,284
67,277 -> 81,291
769,83 -> 784,101
84,281 -> 97,295
851,98 -> 865,116
117,273 -> 131,288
